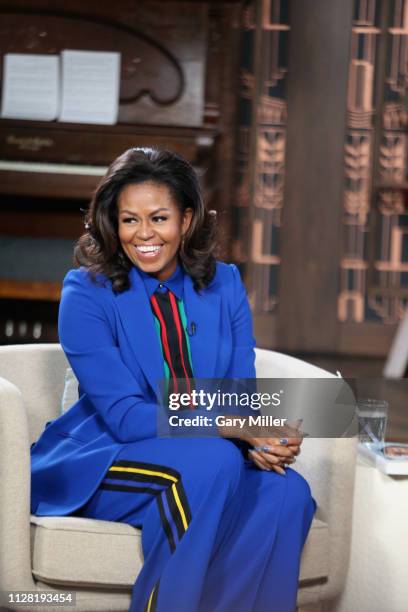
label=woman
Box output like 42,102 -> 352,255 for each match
30,148 -> 316,612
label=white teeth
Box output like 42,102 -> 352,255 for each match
136,245 -> 162,253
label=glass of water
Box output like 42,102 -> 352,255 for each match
356,399 -> 388,450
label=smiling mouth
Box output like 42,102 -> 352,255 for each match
134,244 -> 163,258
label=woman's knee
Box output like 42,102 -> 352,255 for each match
189,437 -> 245,490
286,469 -> 314,509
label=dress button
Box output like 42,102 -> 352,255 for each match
159,284 -> 164,288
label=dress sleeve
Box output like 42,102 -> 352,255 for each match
219,265 -> 257,457
225,264 -> 256,378
58,269 -> 157,443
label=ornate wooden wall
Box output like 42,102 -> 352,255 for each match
340,0 -> 408,331
235,0 -> 408,357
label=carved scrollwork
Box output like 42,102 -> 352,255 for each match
0,8 -> 184,106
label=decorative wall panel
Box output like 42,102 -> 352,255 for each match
234,0 -> 289,314
339,0 -> 408,324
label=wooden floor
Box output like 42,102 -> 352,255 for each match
294,353 -> 408,443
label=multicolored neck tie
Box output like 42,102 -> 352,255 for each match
150,287 -> 194,402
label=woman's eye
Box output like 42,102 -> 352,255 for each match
121,215 -> 167,224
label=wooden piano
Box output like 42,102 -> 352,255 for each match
0,0 -> 242,343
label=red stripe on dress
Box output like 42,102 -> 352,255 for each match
150,294 -> 178,393
168,291 -> 192,398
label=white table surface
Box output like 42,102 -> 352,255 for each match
332,451 -> 408,612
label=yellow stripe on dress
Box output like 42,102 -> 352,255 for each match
172,482 -> 189,531
109,465 -> 190,535
146,584 -> 156,612
109,466 -> 178,483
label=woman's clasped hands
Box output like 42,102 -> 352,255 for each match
246,436 -> 301,475
218,417 -> 306,475
244,420 -> 305,475
217,418 -> 305,476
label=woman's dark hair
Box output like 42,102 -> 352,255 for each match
74,147 -> 218,293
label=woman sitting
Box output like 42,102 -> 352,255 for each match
30,147 -> 316,612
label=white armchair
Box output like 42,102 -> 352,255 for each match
0,344 -> 357,611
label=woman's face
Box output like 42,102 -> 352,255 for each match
117,181 -> 192,281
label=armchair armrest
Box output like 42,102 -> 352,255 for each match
297,436 -> 357,605
0,344 -> 69,443
0,376 -> 37,597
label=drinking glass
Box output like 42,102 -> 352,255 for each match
356,399 -> 388,450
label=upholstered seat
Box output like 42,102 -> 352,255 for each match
30,514 -> 329,588
0,344 -> 357,611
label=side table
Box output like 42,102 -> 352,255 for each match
332,451 -> 408,612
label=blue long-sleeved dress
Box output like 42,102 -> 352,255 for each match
31,262 -> 316,612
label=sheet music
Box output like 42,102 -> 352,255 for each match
59,50 -> 120,125
1,54 -> 59,121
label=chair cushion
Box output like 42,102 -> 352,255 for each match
30,515 -> 328,588
31,515 -> 143,588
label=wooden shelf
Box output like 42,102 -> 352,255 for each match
0,280 -> 62,301
0,280 -> 61,301
0,168 -> 101,200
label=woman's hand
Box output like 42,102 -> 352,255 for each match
217,417 -> 305,475
247,437 -> 301,475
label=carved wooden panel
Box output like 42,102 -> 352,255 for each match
0,0 -> 208,126
233,0 -> 289,317
339,0 -> 408,330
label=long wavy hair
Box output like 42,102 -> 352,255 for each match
74,147 -> 218,293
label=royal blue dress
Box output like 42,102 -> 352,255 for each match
31,262 -> 316,612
